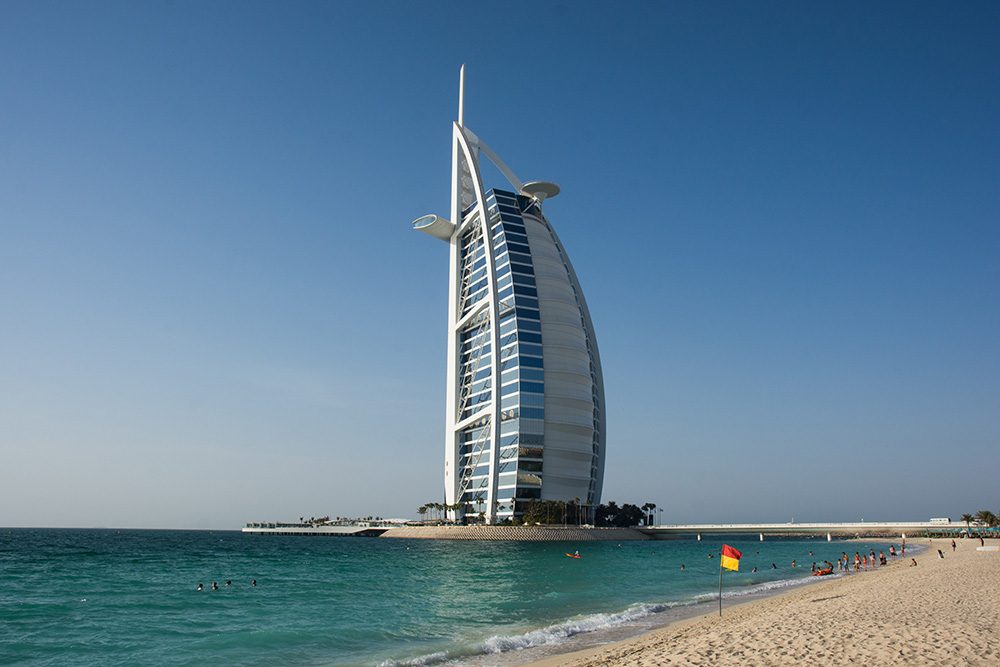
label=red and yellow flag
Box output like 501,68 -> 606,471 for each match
721,544 -> 742,571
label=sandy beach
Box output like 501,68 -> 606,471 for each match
529,538 -> 1000,666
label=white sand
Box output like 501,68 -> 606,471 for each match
529,538 -> 1000,666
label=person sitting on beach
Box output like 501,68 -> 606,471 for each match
937,549 -> 945,559
879,551 -> 887,566
911,558 -> 918,566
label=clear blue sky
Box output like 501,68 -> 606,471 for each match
2,1 -> 998,528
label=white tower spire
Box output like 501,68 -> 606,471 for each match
458,64 -> 465,127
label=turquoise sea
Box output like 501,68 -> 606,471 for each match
1,529 -> 904,666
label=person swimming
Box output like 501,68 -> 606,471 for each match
211,581 -> 219,591
680,564 -> 685,570
771,563 -> 777,569
197,583 -> 204,592
251,579 -> 257,587
751,567 -> 758,573
225,580 -> 232,587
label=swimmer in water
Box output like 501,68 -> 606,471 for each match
225,580 -> 232,587
680,564 -> 685,571
211,581 -> 218,591
771,563 -> 777,569
752,567 -> 758,573
251,579 -> 257,587
197,583 -> 203,592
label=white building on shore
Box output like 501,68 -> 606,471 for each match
412,67 -> 605,524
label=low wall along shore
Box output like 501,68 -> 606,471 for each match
380,525 -> 651,541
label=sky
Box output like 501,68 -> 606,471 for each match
1,1 -> 998,529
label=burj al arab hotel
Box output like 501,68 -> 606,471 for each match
412,67 -> 605,524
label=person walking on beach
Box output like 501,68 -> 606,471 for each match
952,539 -> 957,552
854,552 -> 861,572
870,549 -> 876,568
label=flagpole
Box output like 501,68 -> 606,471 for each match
718,547 -> 723,617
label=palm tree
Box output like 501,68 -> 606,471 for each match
417,505 -> 427,522
975,510 -> 997,528
961,513 -> 974,533
641,503 -> 657,526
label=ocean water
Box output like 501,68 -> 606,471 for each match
0,529 -> 904,666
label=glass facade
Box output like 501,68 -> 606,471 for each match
414,100 -> 605,523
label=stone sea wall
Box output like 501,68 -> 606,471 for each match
379,525 -> 651,541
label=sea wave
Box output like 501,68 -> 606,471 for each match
384,571 -> 851,666
480,601 -> 677,654
378,651 -> 449,667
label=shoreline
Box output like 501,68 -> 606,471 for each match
521,537 -> 999,666
449,537 -> 911,667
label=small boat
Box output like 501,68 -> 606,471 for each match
812,568 -> 833,576
564,552 -> 581,559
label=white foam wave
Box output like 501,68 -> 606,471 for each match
691,572 -> 835,603
378,651 -> 448,667
384,574 -> 837,666
480,601 -> 675,654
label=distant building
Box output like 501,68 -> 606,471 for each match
412,68 -> 605,524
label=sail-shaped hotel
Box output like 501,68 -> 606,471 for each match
412,67 -> 605,524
